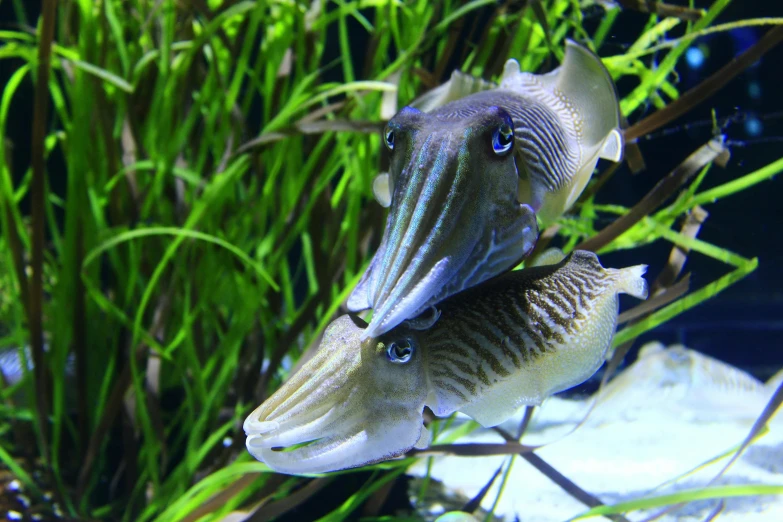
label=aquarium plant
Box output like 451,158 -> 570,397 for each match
0,0 -> 781,520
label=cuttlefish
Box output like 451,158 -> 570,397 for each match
589,342 -> 779,423
350,40 -> 623,339
245,251 -> 647,474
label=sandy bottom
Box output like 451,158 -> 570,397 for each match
408,396 -> 783,521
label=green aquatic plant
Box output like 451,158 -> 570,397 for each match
0,0 -> 781,520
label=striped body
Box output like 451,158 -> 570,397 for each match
245,251 -> 647,474
412,44 -> 624,225
420,251 -> 643,426
430,90 -> 579,195
350,40 -> 623,339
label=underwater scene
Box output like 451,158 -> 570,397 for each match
0,0 -> 782,520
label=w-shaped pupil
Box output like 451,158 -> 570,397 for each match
492,123 -> 514,155
387,340 -> 413,363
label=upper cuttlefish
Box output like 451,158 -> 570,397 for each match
349,40 -> 624,339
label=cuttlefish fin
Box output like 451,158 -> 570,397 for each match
347,257 -> 376,311
614,263 -> 649,300
372,172 -> 392,208
502,40 -> 623,222
600,128 -> 624,163
501,39 -> 623,162
410,70 -> 497,113
459,260 -> 648,428
529,247 -> 566,268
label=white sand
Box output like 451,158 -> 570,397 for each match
409,346 -> 783,521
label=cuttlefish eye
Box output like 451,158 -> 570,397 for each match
491,120 -> 514,155
386,338 -> 414,363
384,127 -> 395,151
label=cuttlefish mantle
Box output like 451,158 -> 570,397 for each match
245,251 -> 647,474
350,40 -> 623,339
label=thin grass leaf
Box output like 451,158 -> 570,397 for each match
625,25 -> 783,140
571,485 -> 783,520
620,0 -> 732,116
318,468 -> 406,522
28,0 -> 59,464
0,443 -> 44,498
65,58 -> 133,92
83,227 -> 275,289
613,257 -> 757,347
578,137 -> 726,253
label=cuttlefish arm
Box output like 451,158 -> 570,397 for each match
245,251 -> 647,474
352,40 -> 621,338
348,105 -> 538,338
244,314 -> 431,475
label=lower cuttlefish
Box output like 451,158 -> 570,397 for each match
349,40 -> 624,339
244,251 -> 647,474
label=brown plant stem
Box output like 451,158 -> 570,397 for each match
617,0 -> 704,21
624,26 -> 783,142
576,137 -> 726,253
29,0 -> 59,463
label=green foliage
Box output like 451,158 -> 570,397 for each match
0,0 -> 780,520
571,484 -> 783,520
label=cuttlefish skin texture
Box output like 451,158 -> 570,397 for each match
350,40 -> 622,339
350,105 -> 538,339
245,251 -> 647,474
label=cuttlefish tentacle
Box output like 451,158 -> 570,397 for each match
404,306 -> 442,330
244,315 -> 429,475
246,251 -> 647,474
351,40 -> 622,338
351,105 -> 538,339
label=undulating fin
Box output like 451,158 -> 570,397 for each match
381,70 -> 402,120
503,40 -> 623,224
421,250 -> 647,427
528,247 -> 566,267
372,172 -> 392,207
410,70 -> 497,113
346,255 -> 376,312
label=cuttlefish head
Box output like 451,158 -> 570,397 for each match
244,315 -> 429,474
349,105 -> 538,338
